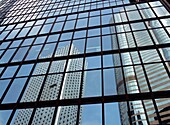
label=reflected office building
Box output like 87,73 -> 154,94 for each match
13,45 -> 84,125
112,3 -> 170,125
1,0 -> 170,124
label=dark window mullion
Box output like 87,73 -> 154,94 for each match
124,3 -> 163,125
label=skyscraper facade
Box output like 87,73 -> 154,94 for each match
112,2 -> 170,124
0,0 -> 170,125
12,45 -> 84,125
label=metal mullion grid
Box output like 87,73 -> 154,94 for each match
127,44 -> 151,125
26,12 -> 36,21
73,0 -> 79,13
12,15 -> 23,24
99,8 -> 105,125
0,15 -> 50,110
57,12 -> 80,125
0,57 -> 35,109
9,16 -> 20,24
0,0 -> 154,26
0,0 -> 105,20
137,1 -> 170,79
31,12 -> 39,20
26,13 -> 60,125
2,14 -> 170,44
2,39 -> 170,69
6,62 -> 39,125
1,60 -> 170,83
1,90 -> 170,111
75,10 -> 91,125
107,0 -> 112,7
149,1 -> 170,36
31,11 -> 39,19
0,30 -> 25,63
3,22 -> 36,64
116,27 -> 133,125
14,15 -> 28,24
15,9 -> 24,17
3,39 -> 24,64
50,14 -> 74,125
48,2 -> 56,17
74,2 -> 81,19
136,3 -> 170,124
111,7 -> 133,125
120,16 -> 150,124
123,3 -> 163,125
0,1 -> 163,27
90,1 -> 96,9
2,17 -> 13,25
0,40 -> 14,60
1,21 -> 20,42
0,67 -> 22,104
43,11 -> 50,18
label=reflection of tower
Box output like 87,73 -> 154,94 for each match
141,4 -> 170,64
111,6 -> 170,125
13,45 -> 85,125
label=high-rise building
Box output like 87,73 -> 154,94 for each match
0,0 -> 170,125
112,2 -> 170,124
12,45 -> 84,125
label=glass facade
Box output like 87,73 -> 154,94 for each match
0,0 -> 170,125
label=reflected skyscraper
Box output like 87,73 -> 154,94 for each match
112,4 -> 170,125
1,0 -> 170,124
13,45 -> 84,125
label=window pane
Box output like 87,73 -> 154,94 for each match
39,43 -> 56,59
40,74 -> 63,101
1,66 -> 18,78
0,79 -> 11,98
28,26 -> 42,36
51,22 -> 64,32
9,40 -> 22,48
0,110 -> 12,125
0,41 -> 11,50
86,37 -> 101,53
17,64 -> 33,77
105,103 -> 121,125
39,24 -> 53,34
0,49 -> 16,64
82,70 -> 102,97
34,36 -> 47,45
17,27 -> 30,37
11,109 -> 33,125
81,104 -> 102,125
20,76 -> 45,102
12,47 -> 29,62
7,29 -> 20,39
33,62 -> 50,75
25,45 -> 43,60
2,78 -> 27,103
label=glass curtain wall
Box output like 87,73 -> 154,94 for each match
0,0 -> 170,125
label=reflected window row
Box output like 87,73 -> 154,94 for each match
5,0 -> 163,20
1,17 -> 170,39
7,0 -> 120,13
4,0 -> 129,18
0,62 -> 170,104
0,31 -> 169,62
1,99 -> 170,125
1,1 -> 167,26
1,24 -> 170,64
0,102 -> 123,125
1,16 -> 170,42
